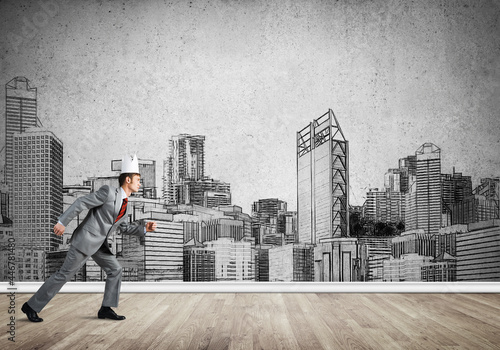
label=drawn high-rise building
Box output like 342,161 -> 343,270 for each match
297,110 -> 357,282
163,134 -> 231,208
364,158 -> 413,228
164,134 -> 205,204
12,128 -> 63,281
5,77 -> 40,189
252,198 -> 297,245
252,198 -> 287,224
252,198 -> 286,246
441,170 -> 473,226
441,170 -> 472,212
473,178 -> 500,219
297,109 -> 349,243
365,188 -> 405,224
384,169 -> 403,193
450,177 -> 499,225
474,178 -> 500,200
13,128 -> 63,250
397,155 -> 417,193
182,178 -> 231,207
405,143 -> 442,235
279,211 -> 298,245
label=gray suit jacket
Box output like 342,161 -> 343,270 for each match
59,185 -> 145,256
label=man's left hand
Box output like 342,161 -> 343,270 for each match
146,221 -> 157,232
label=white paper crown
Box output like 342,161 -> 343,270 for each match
121,154 -> 139,174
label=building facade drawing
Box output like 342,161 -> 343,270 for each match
297,109 -> 349,243
5,77 -> 40,191
268,243 -> 314,282
297,110 -> 357,282
12,128 -> 63,280
204,237 -> 254,281
163,134 -> 231,208
163,134 -> 205,204
365,188 -> 405,224
405,143 -> 442,235
456,220 -> 500,281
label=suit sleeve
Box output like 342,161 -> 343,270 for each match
118,219 -> 146,237
58,185 -> 110,227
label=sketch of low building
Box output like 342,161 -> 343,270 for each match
204,237 -> 254,281
0,215 -> 14,281
121,198 -> 184,281
269,243 -> 314,282
184,238 -> 216,282
357,236 -> 392,282
365,188 -> 405,224
456,219 -> 500,281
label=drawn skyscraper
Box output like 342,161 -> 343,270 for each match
406,143 -> 442,235
364,157 -> 417,226
441,170 -> 472,226
164,134 -> 205,204
13,128 -> 63,280
5,77 -> 40,189
297,110 -> 356,282
163,134 -> 231,207
297,109 -> 349,243
397,155 -> 417,193
252,198 -> 297,245
13,128 -> 63,249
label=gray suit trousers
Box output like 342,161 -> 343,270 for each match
27,245 -> 123,313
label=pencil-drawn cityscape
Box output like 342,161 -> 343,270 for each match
1,76 -> 499,283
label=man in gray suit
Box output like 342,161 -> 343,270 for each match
22,155 -> 157,322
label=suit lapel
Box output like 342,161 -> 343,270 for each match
113,187 -> 122,221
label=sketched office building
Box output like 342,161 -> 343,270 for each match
297,110 -> 358,282
405,143 -> 442,235
12,128 -> 63,280
5,77 -> 40,191
163,134 -> 231,208
163,134 -> 205,204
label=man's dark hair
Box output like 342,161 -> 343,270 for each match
119,173 -> 140,187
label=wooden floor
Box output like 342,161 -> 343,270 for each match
2,293 -> 500,349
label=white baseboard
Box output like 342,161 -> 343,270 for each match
2,282 -> 500,293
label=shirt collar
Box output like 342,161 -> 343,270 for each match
120,187 -> 128,200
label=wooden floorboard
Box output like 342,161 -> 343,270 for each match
2,293 -> 500,349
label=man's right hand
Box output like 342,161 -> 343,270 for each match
54,223 -> 65,236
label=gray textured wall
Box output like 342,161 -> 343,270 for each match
1,0 -> 499,212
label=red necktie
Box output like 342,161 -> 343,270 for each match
115,198 -> 128,222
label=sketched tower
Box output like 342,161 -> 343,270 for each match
4,77 -> 40,189
163,134 -> 205,204
297,110 -> 356,282
297,109 -> 349,243
405,143 -> 442,235
13,128 -> 63,281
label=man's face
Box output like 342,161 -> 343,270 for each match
127,174 -> 141,193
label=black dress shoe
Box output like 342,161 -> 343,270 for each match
21,302 -> 43,322
98,306 -> 126,320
